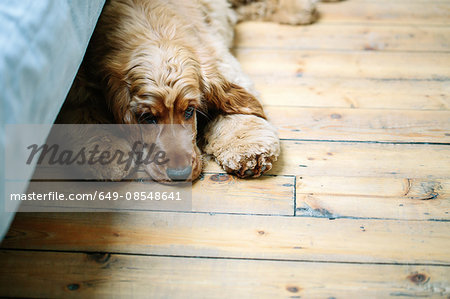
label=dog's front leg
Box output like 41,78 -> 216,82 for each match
232,0 -> 318,25
199,44 -> 280,178
200,80 -> 280,178
203,113 -> 280,178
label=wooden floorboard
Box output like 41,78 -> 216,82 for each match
1,250 -> 449,298
3,212 -> 450,265
255,77 -> 450,109
296,176 -> 449,220
235,22 -> 450,52
1,0 -> 450,297
19,173 -> 295,215
266,106 -> 450,142
204,141 -> 450,178
318,1 -> 450,25
236,50 -> 450,80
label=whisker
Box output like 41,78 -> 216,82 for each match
137,112 -> 145,123
196,109 -> 211,121
142,115 -> 153,123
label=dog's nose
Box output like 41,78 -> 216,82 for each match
166,166 -> 192,181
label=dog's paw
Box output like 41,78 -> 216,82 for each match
84,136 -> 135,180
203,114 -> 280,178
222,151 -> 277,178
273,0 -> 318,25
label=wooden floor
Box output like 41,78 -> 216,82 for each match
1,0 -> 450,297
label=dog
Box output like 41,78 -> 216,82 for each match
56,0 -> 319,181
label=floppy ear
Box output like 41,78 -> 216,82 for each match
202,75 -> 266,119
104,75 -> 136,124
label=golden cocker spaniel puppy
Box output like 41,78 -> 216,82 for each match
57,0 -> 318,181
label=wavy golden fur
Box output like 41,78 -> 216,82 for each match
58,0 -> 319,181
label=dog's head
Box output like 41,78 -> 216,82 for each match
88,0 -> 266,182
105,43 -> 205,182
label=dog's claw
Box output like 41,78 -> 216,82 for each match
233,155 -> 273,178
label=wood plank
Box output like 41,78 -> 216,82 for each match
19,173 -> 294,215
296,176 -> 450,220
343,0 -> 450,2
204,141 -> 450,178
1,250 -> 449,298
265,106 -> 450,143
235,22 -> 450,52
317,1 -> 450,25
193,173 -> 294,215
235,49 -> 450,80
253,77 -> 450,110
3,212 -> 450,264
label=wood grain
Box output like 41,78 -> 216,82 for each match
204,141 -> 450,178
235,22 -> 450,52
3,212 -> 450,264
296,176 -> 450,220
265,106 -> 450,143
235,49 -> 450,80
318,1 -> 450,25
1,250 -> 448,298
192,173 -> 294,215
254,77 -> 450,110
20,173 -> 294,215
2,0 -> 450,296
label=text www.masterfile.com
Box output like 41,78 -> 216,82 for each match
9,191 -> 184,201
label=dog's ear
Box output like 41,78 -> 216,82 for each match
104,75 -> 136,124
202,75 -> 266,119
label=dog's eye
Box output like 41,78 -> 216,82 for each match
140,113 -> 157,124
184,107 -> 195,120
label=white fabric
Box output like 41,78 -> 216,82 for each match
0,0 -> 105,239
